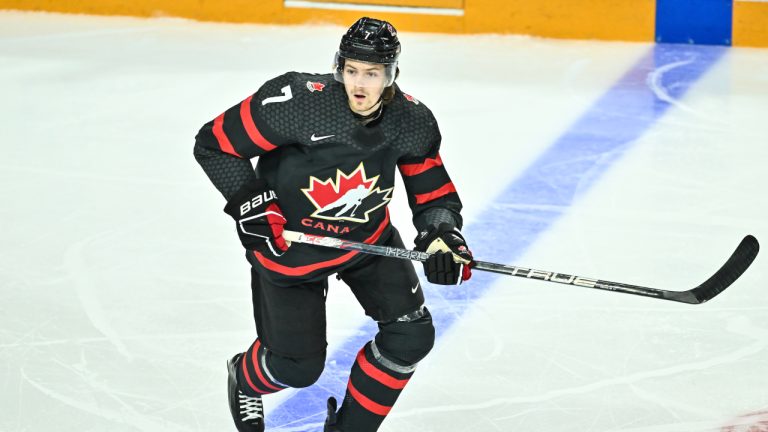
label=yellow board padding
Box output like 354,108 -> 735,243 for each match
298,0 -> 464,9
0,0 -> 463,30
0,0 -> 654,42
464,0 -> 655,42
733,1 -> 768,47
0,0 -> 282,23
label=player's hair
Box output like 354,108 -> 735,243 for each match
382,67 -> 400,104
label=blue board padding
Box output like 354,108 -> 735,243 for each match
656,0 -> 733,45
265,44 -> 726,431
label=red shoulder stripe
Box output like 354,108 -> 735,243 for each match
240,95 -> 277,152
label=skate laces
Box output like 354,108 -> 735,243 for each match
238,390 -> 264,422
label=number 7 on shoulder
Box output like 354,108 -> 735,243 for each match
262,85 -> 293,106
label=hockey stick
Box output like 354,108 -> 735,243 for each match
282,230 -> 759,304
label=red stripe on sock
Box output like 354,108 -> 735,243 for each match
347,381 -> 391,416
241,349 -> 268,394
251,340 -> 284,392
356,348 -> 409,390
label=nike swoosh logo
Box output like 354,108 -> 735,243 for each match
310,133 -> 335,142
411,282 -> 420,294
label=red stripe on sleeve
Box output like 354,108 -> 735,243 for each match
347,381 -> 392,416
398,154 -> 443,177
212,112 -> 242,158
240,95 -> 277,152
253,210 -> 390,276
414,182 -> 457,205
355,348 -> 409,390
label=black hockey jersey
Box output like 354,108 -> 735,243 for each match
195,72 -> 462,285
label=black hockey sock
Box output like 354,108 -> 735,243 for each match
336,341 -> 415,432
236,339 -> 288,397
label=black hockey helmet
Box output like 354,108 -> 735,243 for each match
339,17 -> 401,64
334,17 -> 400,86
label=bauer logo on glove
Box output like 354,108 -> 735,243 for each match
239,189 -> 278,216
224,180 -> 289,256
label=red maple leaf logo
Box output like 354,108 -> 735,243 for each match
306,81 -> 325,92
303,164 -> 375,209
302,163 -> 393,223
403,93 -> 420,105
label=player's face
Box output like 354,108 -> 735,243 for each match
342,60 -> 387,115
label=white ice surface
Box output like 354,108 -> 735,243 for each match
0,11 -> 766,432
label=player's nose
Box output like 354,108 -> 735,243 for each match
353,77 -> 368,89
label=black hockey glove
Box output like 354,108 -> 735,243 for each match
414,223 -> 473,285
223,180 -> 289,256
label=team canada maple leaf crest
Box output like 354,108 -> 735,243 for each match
403,93 -> 419,105
302,163 -> 393,223
306,81 -> 325,92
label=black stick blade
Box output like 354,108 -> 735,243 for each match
671,235 -> 760,304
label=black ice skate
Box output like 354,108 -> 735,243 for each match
227,353 -> 265,432
324,397 -> 341,432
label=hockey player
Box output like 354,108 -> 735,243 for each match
194,17 -> 473,432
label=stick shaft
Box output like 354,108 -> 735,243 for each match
282,230 -> 758,305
